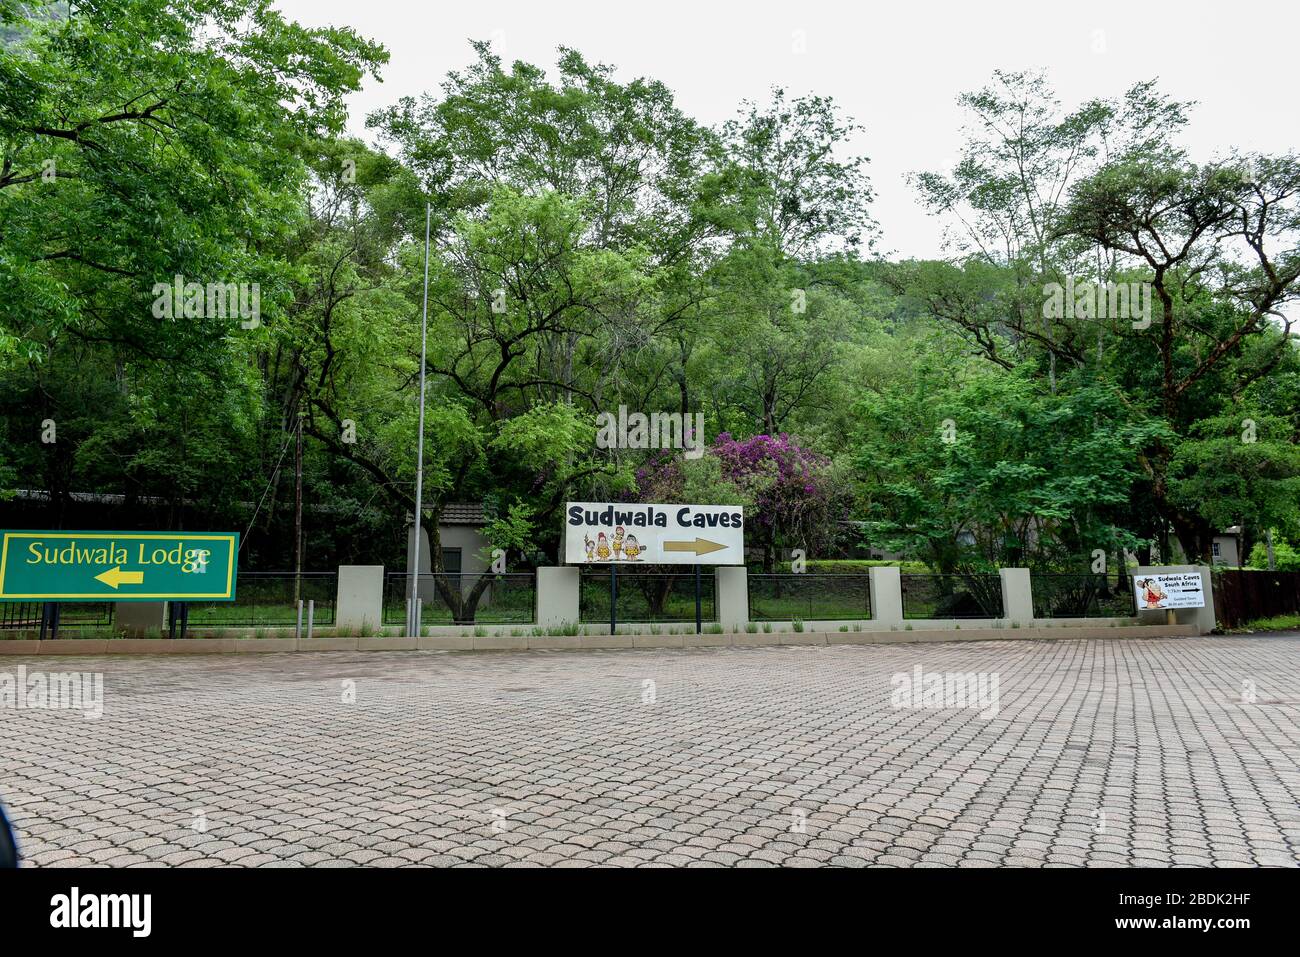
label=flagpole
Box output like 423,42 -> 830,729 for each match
409,202 -> 431,637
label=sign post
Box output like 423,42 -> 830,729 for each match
0,532 -> 239,637
565,503 -> 744,634
1133,572 -> 1205,612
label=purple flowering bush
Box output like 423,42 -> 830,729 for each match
635,432 -> 844,565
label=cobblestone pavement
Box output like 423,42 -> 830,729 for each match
2,635 -> 1299,867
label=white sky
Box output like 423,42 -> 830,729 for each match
275,0 -> 1299,259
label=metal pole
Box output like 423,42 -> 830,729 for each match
179,602 -> 188,640
694,564 -> 702,634
295,599 -> 303,640
610,563 -> 617,636
306,600 -> 315,641
408,202 -> 432,638
168,602 -> 176,640
415,598 -> 423,638
50,603 -> 59,640
40,603 -> 49,641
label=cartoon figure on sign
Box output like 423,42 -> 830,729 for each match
622,534 -> 642,562
1137,578 -> 1167,609
584,534 -> 595,562
596,532 -> 611,562
611,526 -> 625,560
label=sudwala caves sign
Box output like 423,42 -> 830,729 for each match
564,503 -> 744,565
0,531 -> 239,602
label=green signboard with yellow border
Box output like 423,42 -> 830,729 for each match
0,531 -> 238,602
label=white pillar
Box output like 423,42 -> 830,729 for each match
336,565 -> 384,633
115,602 -> 167,637
999,567 -> 1034,624
536,567 -> 579,628
715,566 -> 748,631
868,566 -> 903,625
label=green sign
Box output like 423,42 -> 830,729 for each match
0,531 -> 239,602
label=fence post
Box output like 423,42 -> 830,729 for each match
536,567 -> 579,628
868,567 -> 903,626
115,602 -> 167,638
999,568 -> 1034,625
295,599 -> 303,640
306,600 -> 315,640
715,566 -> 748,632
336,565 -> 384,635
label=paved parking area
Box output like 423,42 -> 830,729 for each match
2,635 -> 1298,867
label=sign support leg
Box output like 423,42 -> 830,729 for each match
168,602 -> 177,640
40,602 -> 50,641
695,564 -> 702,634
50,602 -> 59,640
610,563 -> 617,636
179,602 -> 189,640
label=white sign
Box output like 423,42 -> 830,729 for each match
564,502 -> 745,566
1133,573 -> 1205,610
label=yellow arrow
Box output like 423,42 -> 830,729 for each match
662,538 -> 726,556
95,566 -> 145,589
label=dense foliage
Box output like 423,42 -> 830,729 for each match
2,3 -> 1298,576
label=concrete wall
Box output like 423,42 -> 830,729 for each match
115,602 -> 167,637
999,568 -> 1034,625
536,566 -> 579,628
335,565 -> 383,632
715,566 -> 749,630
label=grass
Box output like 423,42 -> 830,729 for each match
1228,613 -> 1300,633
791,618 -> 804,633
703,623 -> 724,634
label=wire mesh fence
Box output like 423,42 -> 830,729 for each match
0,602 -> 114,631
1032,573 -> 1136,618
901,573 -> 1004,619
382,572 -> 536,625
186,572 -> 337,627
747,574 -> 871,621
579,568 -> 715,623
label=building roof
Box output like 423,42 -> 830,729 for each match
441,503 -> 486,526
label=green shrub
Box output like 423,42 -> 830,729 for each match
1246,540 -> 1300,571
792,618 -> 804,632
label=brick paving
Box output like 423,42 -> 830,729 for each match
2,635 -> 1298,867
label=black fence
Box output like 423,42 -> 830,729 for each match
1213,569 -> 1300,628
0,602 -> 114,631
1033,574 -> 1136,619
579,568 -> 715,623
186,572 -> 337,627
748,574 -> 871,621
382,572 -> 536,625
901,573 -> 1004,619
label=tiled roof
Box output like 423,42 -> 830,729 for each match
441,502 -> 486,526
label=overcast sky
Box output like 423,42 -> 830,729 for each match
275,0 -> 1299,259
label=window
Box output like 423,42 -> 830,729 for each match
1212,542 -> 1221,559
443,548 -> 462,576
